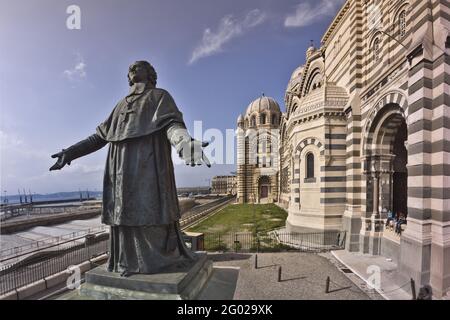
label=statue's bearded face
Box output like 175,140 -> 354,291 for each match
128,62 -> 148,84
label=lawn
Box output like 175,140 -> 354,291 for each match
187,203 -> 288,235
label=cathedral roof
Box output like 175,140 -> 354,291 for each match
322,1 -> 351,45
290,82 -> 349,118
245,95 -> 281,116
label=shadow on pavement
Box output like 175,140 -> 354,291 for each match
206,253 -> 252,262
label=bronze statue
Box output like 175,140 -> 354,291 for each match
50,61 -> 211,277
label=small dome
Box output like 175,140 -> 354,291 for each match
245,95 -> 280,117
290,66 -> 304,81
306,48 -> 315,59
237,114 -> 244,123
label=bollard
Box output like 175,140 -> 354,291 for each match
410,278 -> 416,300
278,266 -> 282,282
325,276 -> 330,293
254,254 -> 258,269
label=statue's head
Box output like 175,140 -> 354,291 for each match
127,61 -> 157,87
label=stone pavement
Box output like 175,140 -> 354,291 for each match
332,250 -> 413,300
48,251 -> 384,300
199,252 -> 381,300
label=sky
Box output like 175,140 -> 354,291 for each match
0,0 -> 345,195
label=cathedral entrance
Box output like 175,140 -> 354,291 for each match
260,186 -> 268,198
363,103 -> 408,237
258,176 -> 271,203
392,121 -> 408,216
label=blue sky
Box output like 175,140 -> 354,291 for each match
0,0 -> 345,194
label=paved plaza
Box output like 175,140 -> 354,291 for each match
199,252 -> 383,300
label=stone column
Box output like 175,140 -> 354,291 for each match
371,172 -> 380,219
359,164 -> 372,254
399,0 -> 433,290
343,104 -> 363,252
368,171 -> 383,255
428,0 -> 450,297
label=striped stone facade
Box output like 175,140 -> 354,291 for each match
236,96 -> 281,204
277,0 -> 450,297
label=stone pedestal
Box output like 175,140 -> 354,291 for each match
73,253 -> 213,300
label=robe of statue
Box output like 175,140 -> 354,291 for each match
87,87 -> 196,275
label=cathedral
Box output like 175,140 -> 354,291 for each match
236,95 -> 281,204
236,0 -> 450,297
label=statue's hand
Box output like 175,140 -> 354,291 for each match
178,139 -> 211,168
49,150 -> 72,171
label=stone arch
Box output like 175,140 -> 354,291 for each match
299,58 -> 325,97
370,33 -> 383,62
365,105 -> 406,157
303,67 -> 324,96
289,137 -> 324,210
363,91 -> 408,157
257,175 -> 271,184
369,31 -> 383,49
361,100 -> 408,232
294,137 -> 325,157
393,1 -> 410,34
290,103 -> 299,116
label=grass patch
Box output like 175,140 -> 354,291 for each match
187,203 -> 287,235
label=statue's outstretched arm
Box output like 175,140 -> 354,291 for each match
166,123 -> 211,167
49,134 -> 107,171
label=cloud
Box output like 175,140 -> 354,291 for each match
0,130 -> 23,149
0,130 -> 51,192
0,129 -> 105,193
63,53 -> 87,81
189,9 -> 266,64
284,0 -> 345,28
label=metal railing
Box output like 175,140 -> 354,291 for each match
0,235 -> 108,296
0,226 -> 108,262
0,229 -> 346,297
203,230 -> 346,253
0,205 -> 99,222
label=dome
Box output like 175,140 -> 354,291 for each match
245,95 -> 281,117
290,66 -> 304,82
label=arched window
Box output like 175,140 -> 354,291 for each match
250,116 -> 256,127
291,104 -> 298,114
271,114 -> 277,125
305,69 -> 323,95
306,153 -> 315,179
399,10 -> 407,38
373,37 -> 381,62
260,113 -> 266,125
266,137 -> 272,153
